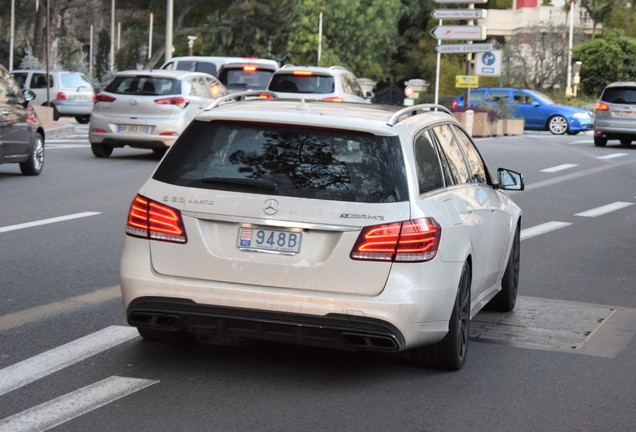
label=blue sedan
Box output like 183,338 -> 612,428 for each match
452,87 -> 593,135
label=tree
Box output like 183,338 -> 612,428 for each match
579,0 -> 613,38
573,28 -> 636,96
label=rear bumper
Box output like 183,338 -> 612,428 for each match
127,296 -> 405,352
52,101 -> 93,116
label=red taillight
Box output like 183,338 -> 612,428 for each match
243,65 -> 257,72
595,102 -> 609,111
154,96 -> 190,109
452,100 -> 458,109
55,91 -> 67,101
322,96 -> 344,102
350,218 -> 441,262
293,70 -> 313,76
95,93 -> 116,103
125,195 -> 187,243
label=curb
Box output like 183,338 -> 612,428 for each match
42,122 -> 78,139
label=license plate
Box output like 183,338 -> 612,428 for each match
119,125 -> 149,134
616,111 -> 636,118
71,95 -> 88,101
237,227 -> 302,255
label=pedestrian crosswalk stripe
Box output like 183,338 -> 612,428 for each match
0,376 -> 157,432
0,326 -> 138,397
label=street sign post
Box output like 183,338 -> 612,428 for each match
455,75 -> 479,88
431,26 -> 487,41
432,9 -> 488,20
435,43 -> 492,54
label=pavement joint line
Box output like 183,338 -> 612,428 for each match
0,376 -> 157,432
0,286 -> 121,332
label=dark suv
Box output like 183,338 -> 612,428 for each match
0,65 -> 45,175
594,82 -> 636,147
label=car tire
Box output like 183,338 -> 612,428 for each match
487,226 -> 520,312
408,261 -> 471,371
75,115 -> 90,124
594,136 -> 607,147
620,138 -> 632,146
19,132 -> 45,176
548,115 -> 568,135
52,105 -> 61,121
567,130 -> 580,135
137,326 -> 188,342
91,143 -> 113,158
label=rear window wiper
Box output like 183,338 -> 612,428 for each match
200,177 -> 279,192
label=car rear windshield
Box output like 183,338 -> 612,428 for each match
218,68 -> 274,91
154,120 -> 408,203
104,76 -> 181,96
601,87 -> 636,104
269,74 -> 335,94
60,73 -> 92,89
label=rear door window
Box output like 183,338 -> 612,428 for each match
413,130 -> 445,194
431,124 -> 470,184
154,120 -> 408,203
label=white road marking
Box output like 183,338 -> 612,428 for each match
0,212 -> 100,234
0,376 -> 157,432
540,163 -> 578,173
597,153 -> 628,160
0,326 -> 139,397
520,221 -> 572,241
0,286 -> 121,331
575,201 -> 634,218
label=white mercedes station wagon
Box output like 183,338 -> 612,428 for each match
120,93 -> 524,370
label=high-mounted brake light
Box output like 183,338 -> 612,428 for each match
293,70 -> 313,76
259,93 -> 274,99
95,93 -> 116,103
322,96 -> 344,102
243,65 -> 257,72
125,195 -> 187,243
154,96 -> 190,109
595,102 -> 609,111
350,218 -> 441,262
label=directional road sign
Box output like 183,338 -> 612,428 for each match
431,26 -> 487,41
455,75 -> 479,88
435,43 -> 492,54
432,9 -> 488,20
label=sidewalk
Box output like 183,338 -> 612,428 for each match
42,120 -> 78,139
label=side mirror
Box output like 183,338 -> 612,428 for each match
22,89 -> 36,102
364,91 -> 374,99
532,101 -> 540,107
497,168 -> 524,191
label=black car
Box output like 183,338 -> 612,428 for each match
0,65 -> 45,175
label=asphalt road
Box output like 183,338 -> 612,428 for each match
0,127 -> 634,432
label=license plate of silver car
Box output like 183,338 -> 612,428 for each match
237,227 -> 302,255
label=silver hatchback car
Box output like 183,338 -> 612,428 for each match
594,81 -> 636,147
266,65 -> 372,103
120,93 -> 524,371
89,70 -> 228,157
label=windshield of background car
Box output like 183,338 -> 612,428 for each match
600,87 -> 636,104
104,76 -> 181,96
218,68 -> 273,90
61,73 -> 92,89
269,74 -> 335,94
154,120 -> 409,203
527,90 -> 555,104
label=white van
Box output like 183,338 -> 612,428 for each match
11,69 -> 95,123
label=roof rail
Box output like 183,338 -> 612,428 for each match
206,90 -> 278,110
329,66 -> 346,71
387,104 -> 452,126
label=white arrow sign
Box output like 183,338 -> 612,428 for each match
432,9 -> 488,20
435,43 -> 493,54
431,26 -> 487,41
